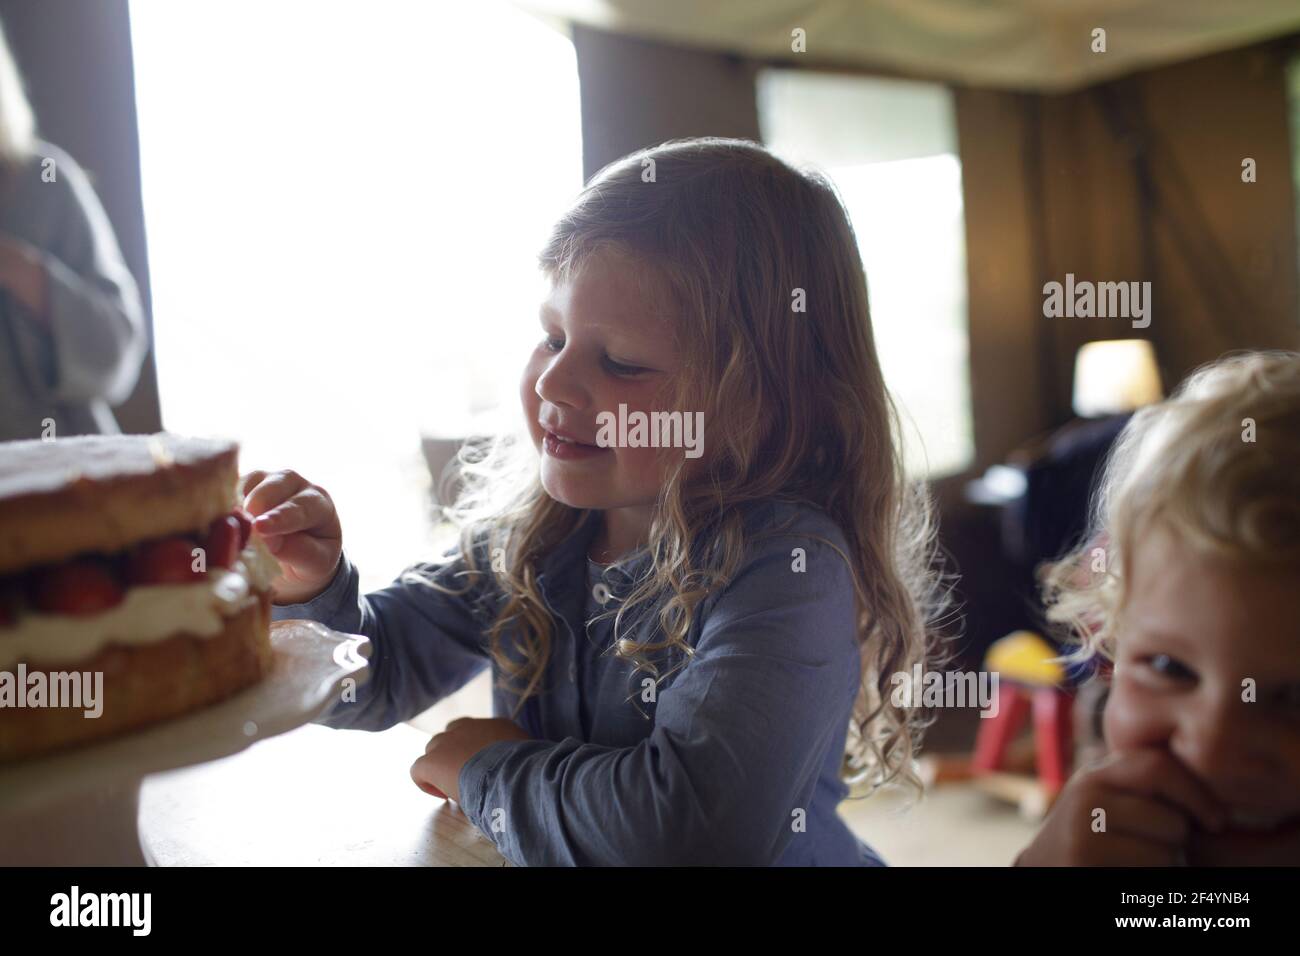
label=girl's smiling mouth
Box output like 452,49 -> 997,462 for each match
542,427 -> 611,460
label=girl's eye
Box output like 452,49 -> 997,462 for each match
1275,684 -> 1300,709
604,356 -> 649,376
1144,653 -> 1196,682
542,336 -> 564,353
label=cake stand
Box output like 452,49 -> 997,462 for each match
0,620 -> 370,865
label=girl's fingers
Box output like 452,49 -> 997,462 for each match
1089,830 -> 1187,866
239,470 -> 267,498
242,469 -> 310,519
255,488 -> 332,536
1097,792 -> 1192,845
1095,750 -> 1227,834
410,754 -> 448,799
266,532 -> 338,578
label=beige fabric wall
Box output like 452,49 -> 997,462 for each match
574,24 -> 761,180
957,39 -> 1300,470
523,0 -> 1300,92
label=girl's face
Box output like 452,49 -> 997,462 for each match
520,250 -> 683,515
1104,526 -> 1300,864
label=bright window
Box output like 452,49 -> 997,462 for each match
758,69 -> 974,478
130,0 -> 582,589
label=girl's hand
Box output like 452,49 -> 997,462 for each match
240,469 -> 343,605
410,717 -> 532,803
1014,748 -> 1227,866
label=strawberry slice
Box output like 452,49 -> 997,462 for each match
30,559 -> 125,615
204,515 -> 242,569
232,508 -> 253,550
127,536 -> 207,585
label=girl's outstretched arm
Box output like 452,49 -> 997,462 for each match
272,549 -> 492,732
246,468 -> 493,732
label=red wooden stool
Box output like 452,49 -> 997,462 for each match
972,631 -> 1074,798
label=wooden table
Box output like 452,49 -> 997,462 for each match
140,721 -> 508,866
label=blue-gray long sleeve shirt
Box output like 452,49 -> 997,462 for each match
270,499 -> 885,866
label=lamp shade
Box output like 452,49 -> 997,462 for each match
1072,339 -> 1163,417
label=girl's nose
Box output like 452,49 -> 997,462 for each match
535,352 -> 589,410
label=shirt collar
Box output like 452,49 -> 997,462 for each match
536,510 -> 654,600
536,509 -> 601,602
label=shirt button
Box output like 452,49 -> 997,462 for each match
568,661 -> 577,683
592,582 -> 611,605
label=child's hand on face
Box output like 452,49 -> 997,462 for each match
1015,748 -> 1227,866
240,470 -> 343,605
410,717 -> 532,803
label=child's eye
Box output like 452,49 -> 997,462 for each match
604,356 -> 649,376
542,336 -> 564,353
1144,653 -> 1196,682
1275,684 -> 1300,709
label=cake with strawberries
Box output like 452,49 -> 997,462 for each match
0,433 -> 279,763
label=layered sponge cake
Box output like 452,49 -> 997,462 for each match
0,434 -> 279,763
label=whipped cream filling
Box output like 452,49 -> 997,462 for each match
0,539 -> 282,670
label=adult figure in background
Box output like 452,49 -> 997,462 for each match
0,20 -> 146,442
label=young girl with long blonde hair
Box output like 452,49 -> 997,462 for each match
245,137 -> 942,866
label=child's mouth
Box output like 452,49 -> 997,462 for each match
542,430 -> 611,460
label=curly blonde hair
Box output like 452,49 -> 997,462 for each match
416,137 -> 946,795
1041,350 -> 1300,663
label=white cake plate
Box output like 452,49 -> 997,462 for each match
0,620 -> 370,865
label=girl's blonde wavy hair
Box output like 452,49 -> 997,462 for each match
1041,350 -> 1300,662
419,137 -> 945,794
